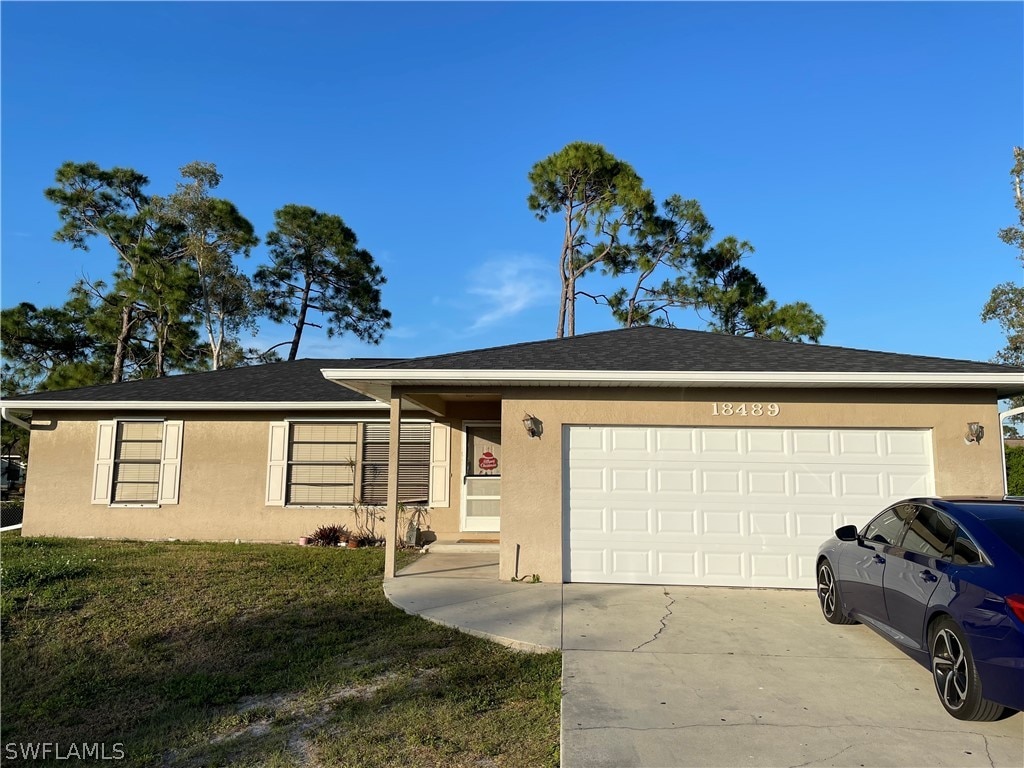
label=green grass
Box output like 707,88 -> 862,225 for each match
0,533 -> 561,767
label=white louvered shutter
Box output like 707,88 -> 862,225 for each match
92,421 -> 116,504
157,420 -> 184,505
266,422 -> 288,506
428,422 -> 450,508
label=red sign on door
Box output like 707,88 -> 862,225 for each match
478,451 -> 498,471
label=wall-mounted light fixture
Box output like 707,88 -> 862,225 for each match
965,422 -> 985,445
522,414 -> 543,439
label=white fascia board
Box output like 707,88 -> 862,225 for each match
320,368 -> 1024,390
0,400 -> 389,412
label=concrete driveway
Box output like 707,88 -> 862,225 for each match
561,584 -> 1023,768
388,556 -> 1023,767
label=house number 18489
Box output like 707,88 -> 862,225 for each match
711,402 -> 780,417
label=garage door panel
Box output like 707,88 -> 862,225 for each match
886,431 -> 931,458
837,430 -> 881,455
700,429 -> 742,454
703,510 -> 743,535
748,470 -> 788,495
751,553 -> 794,580
572,506 -> 606,533
889,472 -> 932,496
656,429 -> 697,454
570,427 -> 605,452
611,508 -> 651,534
794,471 -> 834,496
656,508 -> 697,534
750,511 -> 789,536
795,511 -> 840,538
567,426 -> 935,588
611,468 -> 650,492
610,427 -> 651,456
611,549 -> 653,579
569,465 -> 606,492
701,469 -> 742,494
658,551 -> 698,579
745,429 -> 787,455
792,430 -> 834,456
656,468 -> 696,493
840,472 -> 883,496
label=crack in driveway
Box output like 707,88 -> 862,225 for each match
631,588 -> 675,652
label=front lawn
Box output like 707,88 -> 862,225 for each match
0,534 -> 561,767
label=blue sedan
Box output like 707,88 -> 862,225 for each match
816,498 -> 1024,721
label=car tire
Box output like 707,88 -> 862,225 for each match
817,560 -> 856,625
929,616 -> 1008,721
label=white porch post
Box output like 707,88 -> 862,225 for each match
384,393 -> 402,578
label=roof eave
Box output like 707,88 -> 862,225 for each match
320,368 -> 1024,399
0,400 -> 388,413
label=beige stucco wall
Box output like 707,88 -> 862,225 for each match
498,387 -> 1006,583
21,409 -> 469,543
18,388 -> 1008,575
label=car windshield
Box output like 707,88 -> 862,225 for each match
985,518 -> 1024,559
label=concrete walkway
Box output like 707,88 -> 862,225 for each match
384,553 -> 562,652
385,553 -> 1024,768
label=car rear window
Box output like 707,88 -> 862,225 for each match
985,518 -> 1024,559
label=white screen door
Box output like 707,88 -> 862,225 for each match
463,423 -> 500,532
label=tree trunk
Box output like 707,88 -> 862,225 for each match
112,304 -> 132,384
288,281 -> 312,361
566,272 -> 576,337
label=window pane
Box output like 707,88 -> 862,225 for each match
466,498 -> 500,518
291,423 -> 357,442
863,509 -> 908,546
112,421 -> 163,503
119,422 -> 162,440
291,442 -> 357,463
113,481 -> 159,503
467,426 -> 501,477
466,477 -> 500,497
286,422 -> 357,506
289,484 -> 355,505
359,423 -> 431,505
951,532 -> 982,566
289,464 -> 355,485
903,507 -> 956,558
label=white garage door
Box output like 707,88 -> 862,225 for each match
566,426 -> 935,588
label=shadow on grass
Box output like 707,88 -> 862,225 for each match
0,538 -> 560,768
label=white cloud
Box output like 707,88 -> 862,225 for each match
465,255 -> 552,332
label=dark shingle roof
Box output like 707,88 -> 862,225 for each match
5,328 -> 1021,406
5,358 -> 402,404
373,326 -> 1021,374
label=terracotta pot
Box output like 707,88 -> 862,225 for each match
298,536 -> 310,546
346,539 -> 360,549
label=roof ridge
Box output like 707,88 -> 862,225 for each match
370,326 -> 671,368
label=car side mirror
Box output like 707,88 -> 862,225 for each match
835,524 -> 859,542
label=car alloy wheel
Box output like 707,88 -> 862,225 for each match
816,561 -> 855,625
932,627 -> 968,712
929,616 -> 1007,721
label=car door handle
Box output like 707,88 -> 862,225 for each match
920,570 -> 938,583
872,554 -> 885,565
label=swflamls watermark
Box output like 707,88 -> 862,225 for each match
3,743 -> 126,761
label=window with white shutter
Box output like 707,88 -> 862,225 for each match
94,420 -> 184,506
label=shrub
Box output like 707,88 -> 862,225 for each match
309,524 -> 350,547
1006,445 -> 1024,497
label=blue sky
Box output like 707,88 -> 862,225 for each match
2,1 -> 1022,365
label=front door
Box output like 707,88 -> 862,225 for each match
463,422 -> 500,532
